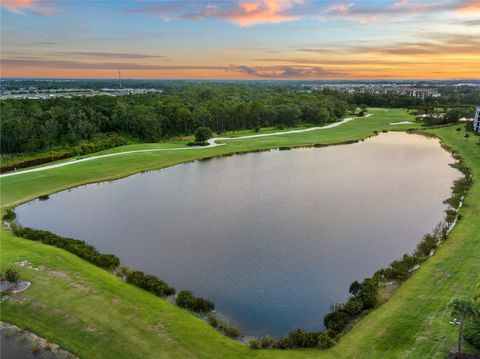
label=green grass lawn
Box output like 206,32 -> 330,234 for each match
0,108 -> 419,207
1,108 -> 479,358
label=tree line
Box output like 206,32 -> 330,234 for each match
3,82 -> 478,155
1,86 -> 349,154
3,129 -> 474,351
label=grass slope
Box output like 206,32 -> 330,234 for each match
1,108 -> 415,207
328,125 -> 480,358
1,109 -> 478,358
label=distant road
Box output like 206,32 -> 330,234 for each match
1,114 -> 371,178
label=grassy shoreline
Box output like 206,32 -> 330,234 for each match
1,108 -> 479,358
0,108 -> 416,208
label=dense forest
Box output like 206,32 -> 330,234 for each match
1,83 -> 479,155
1,86 -> 349,154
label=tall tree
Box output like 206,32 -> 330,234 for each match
449,298 -> 479,358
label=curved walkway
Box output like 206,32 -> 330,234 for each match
0,114 -> 371,178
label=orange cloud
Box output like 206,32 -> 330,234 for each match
457,0 -> 480,14
325,1 -> 480,24
328,3 -> 352,15
182,0 -> 304,26
326,3 -> 377,24
1,0 -> 57,15
1,0 -> 36,14
230,0 -> 303,26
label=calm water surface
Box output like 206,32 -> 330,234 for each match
16,132 -> 460,337
0,332 -> 64,359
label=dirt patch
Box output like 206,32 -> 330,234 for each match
377,282 -> 399,303
47,270 -> 89,292
111,297 -> 120,305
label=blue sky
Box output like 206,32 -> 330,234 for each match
1,0 -> 479,79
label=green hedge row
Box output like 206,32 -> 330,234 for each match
125,269 -> 175,297
12,226 -> 120,270
8,221 -> 214,315
176,290 -> 214,313
1,134 -> 128,173
207,314 -> 241,338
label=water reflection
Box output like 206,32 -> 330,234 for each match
15,133 -> 460,337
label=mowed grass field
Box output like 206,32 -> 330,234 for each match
1,108 -> 479,358
1,108 -> 415,207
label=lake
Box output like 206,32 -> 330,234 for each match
15,132 -> 460,337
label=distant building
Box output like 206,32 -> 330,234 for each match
474,106 -> 480,134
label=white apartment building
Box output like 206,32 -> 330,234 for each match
474,106 -> 480,134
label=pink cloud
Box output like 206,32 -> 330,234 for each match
1,0 -> 56,15
326,3 -> 376,24
328,3 -> 353,15
2,0 -> 36,14
394,0 -> 410,7
456,0 -> 480,15
131,0 -> 480,26
181,0 -> 304,26
228,0 -> 304,26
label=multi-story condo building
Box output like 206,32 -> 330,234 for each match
474,106 -> 480,134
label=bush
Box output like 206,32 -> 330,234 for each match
2,208 -> 16,222
322,277 -> 380,339
76,135 -> 128,156
287,328 -> 319,348
415,233 -> 438,258
342,298 -> 364,317
274,336 -> 293,349
5,267 -> 20,284
207,315 -> 240,338
194,127 -> 213,143
13,227 -> 120,270
186,141 -> 209,146
451,176 -> 472,197
464,318 -> 480,349
445,209 -> 457,224
125,270 -> 175,297
207,313 -> 218,327
324,310 -> 349,335
260,336 -> 275,349
176,290 -> 195,309
381,254 -> 419,281
219,321 -> 241,338
249,339 -> 260,350
353,278 -> 378,310
317,331 -> 336,349
176,290 -> 214,313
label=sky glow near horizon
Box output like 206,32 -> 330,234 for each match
1,0 -> 479,79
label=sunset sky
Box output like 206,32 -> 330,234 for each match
1,0 -> 479,79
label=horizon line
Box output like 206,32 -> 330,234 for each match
2,77 -> 480,82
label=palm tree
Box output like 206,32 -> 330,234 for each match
449,298 -> 479,358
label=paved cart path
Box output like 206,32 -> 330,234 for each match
1,114 -> 372,178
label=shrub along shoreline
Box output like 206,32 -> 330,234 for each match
2,128 -> 472,351
245,130 -> 471,350
247,129 -> 472,351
